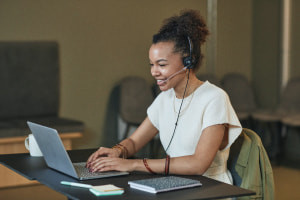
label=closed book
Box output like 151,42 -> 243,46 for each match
128,176 -> 202,193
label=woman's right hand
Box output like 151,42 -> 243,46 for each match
86,147 -> 120,169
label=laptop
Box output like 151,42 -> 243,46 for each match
27,121 -> 129,180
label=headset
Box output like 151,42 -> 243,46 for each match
165,35 -> 194,152
182,36 -> 194,69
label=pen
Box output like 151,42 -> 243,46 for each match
61,181 -> 92,189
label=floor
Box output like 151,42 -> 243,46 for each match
0,165 -> 299,200
273,166 -> 300,200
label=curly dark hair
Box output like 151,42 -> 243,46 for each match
152,9 -> 209,71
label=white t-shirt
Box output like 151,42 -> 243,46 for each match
147,81 -> 242,184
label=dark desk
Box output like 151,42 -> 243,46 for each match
0,149 -> 255,200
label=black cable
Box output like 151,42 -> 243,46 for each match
165,68 -> 191,152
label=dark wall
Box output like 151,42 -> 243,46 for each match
252,0 -> 281,109
291,0 -> 300,78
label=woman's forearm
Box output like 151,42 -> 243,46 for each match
132,155 -> 206,175
117,117 -> 159,158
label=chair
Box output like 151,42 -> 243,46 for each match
279,77 -> 300,165
119,76 -> 158,158
197,73 -> 221,87
279,77 -> 300,115
119,76 -> 154,140
221,73 -> 256,127
0,42 -> 84,138
103,76 -> 159,158
152,83 -> 161,98
0,41 -> 84,188
228,128 -> 275,199
253,77 -> 300,120
252,77 -> 300,163
281,114 -> 300,166
227,131 -> 244,187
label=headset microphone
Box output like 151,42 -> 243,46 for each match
158,67 -> 187,84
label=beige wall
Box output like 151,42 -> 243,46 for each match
0,0 -> 253,148
217,0 -> 253,80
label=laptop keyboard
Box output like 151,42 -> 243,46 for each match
73,162 -> 123,178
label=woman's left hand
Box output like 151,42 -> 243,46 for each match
88,157 -> 137,172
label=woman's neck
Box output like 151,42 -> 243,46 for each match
174,72 -> 203,99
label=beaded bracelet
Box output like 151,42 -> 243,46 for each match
112,143 -> 128,159
143,158 -> 157,174
117,143 -> 128,158
112,144 -> 122,157
165,155 -> 170,175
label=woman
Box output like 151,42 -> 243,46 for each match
86,9 -> 242,184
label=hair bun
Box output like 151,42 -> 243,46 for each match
153,9 -> 209,71
160,9 -> 209,45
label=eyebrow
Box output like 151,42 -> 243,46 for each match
149,59 -> 168,64
156,59 -> 168,62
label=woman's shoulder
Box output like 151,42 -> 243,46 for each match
196,81 -> 228,100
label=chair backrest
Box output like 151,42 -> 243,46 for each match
279,77 -> 300,114
221,73 -> 256,113
197,73 -> 221,87
227,132 -> 244,186
120,76 -> 154,125
0,41 -> 59,119
152,83 -> 161,97
228,128 -> 275,199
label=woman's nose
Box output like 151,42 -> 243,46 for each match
151,65 -> 160,76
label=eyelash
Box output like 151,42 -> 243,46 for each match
149,63 -> 167,67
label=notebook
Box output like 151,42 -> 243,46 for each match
27,121 -> 129,180
128,176 -> 202,193
89,184 -> 124,196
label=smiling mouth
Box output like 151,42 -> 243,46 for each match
157,79 -> 167,85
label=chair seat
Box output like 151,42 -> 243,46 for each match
236,112 -> 251,120
251,109 -> 284,122
221,73 -> 256,124
281,114 -> 300,127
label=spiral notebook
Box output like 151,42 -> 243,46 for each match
128,176 -> 202,193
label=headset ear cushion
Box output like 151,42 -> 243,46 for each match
183,57 -> 193,68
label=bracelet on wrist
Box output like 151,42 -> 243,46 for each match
143,158 -> 157,174
112,143 -> 128,159
117,143 -> 128,159
165,155 -> 170,175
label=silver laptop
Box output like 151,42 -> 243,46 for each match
27,121 -> 129,180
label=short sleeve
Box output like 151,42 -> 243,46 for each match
147,95 -> 160,130
202,91 -> 242,150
